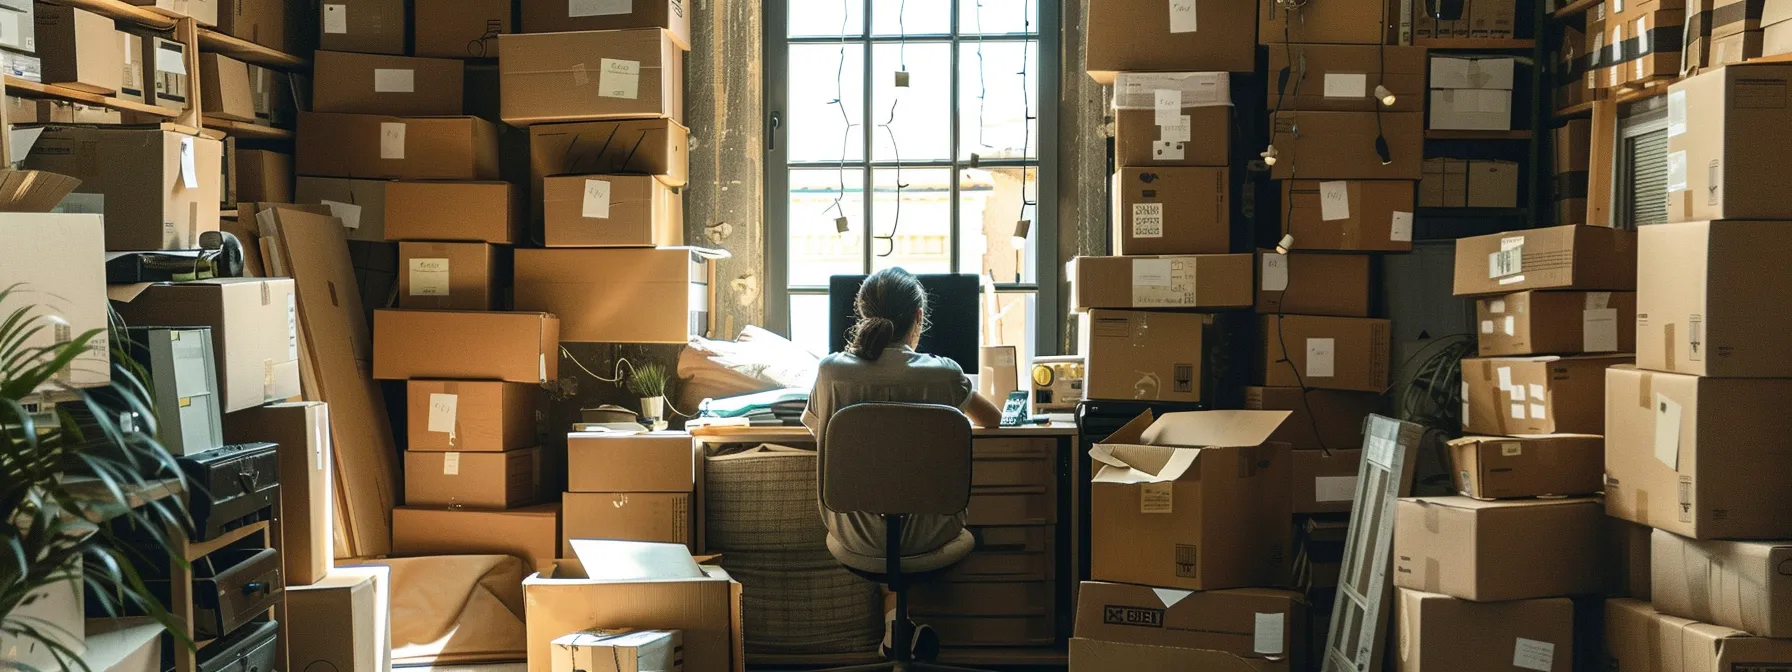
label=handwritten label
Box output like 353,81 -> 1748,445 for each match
379,122 -> 405,160
1319,181 -> 1350,221
582,179 -> 613,219
427,393 -> 458,434
1169,0 -> 1198,33
598,58 -> 641,99
408,258 -> 451,296
1390,211 -> 1413,242
1154,89 -> 1181,126
1513,638 -> 1555,672
1261,254 -> 1289,292
1306,338 -> 1335,378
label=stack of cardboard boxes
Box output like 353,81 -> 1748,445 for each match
562,432 -> 701,556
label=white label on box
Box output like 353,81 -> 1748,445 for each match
1668,90 -> 1687,137
1481,320 -> 1494,334
1132,259 -> 1196,307
1306,338 -> 1335,378
1323,73 -> 1368,98
1315,476 -> 1357,502
1261,254 -> 1289,292
1152,141 -> 1185,160
323,4 -> 348,33
178,137 -> 198,189
286,294 -> 298,361
1530,403 -> 1547,419
598,58 -> 641,99
442,451 -> 461,476
322,200 -> 363,230
408,258 -> 451,296
1496,366 -> 1513,391
427,393 -> 458,434
1501,442 -> 1522,456
1667,151 -> 1688,192
1489,246 -> 1522,278
1503,316 -> 1516,336
582,179 -> 613,219
1132,258 -> 1173,287
1319,181 -> 1350,221
1528,383 -> 1545,400
1511,403 -> 1525,419
1253,613 -> 1285,655
1390,211 -> 1413,242
1509,385 -> 1526,402
569,0 -> 633,17
156,45 -> 186,76
1584,308 -> 1619,352
380,122 -> 405,160
1131,203 -> 1164,238
1140,482 -> 1173,513
1513,638 -> 1555,672
374,68 -> 415,93
1168,0 -> 1198,33
1154,88 -> 1181,126
1490,299 -> 1506,314
1461,382 -> 1470,427
1586,292 -> 1611,310
1160,115 -> 1191,142
1655,394 -> 1683,470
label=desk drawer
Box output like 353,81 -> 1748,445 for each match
919,614 -> 1056,647
945,525 -> 1053,582
967,486 -> 1054,526
910,580 -> 1053,617
972,437 -> 1055,458
971,451 -> 1053,488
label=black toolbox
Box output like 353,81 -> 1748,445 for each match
177,442 -> 279,541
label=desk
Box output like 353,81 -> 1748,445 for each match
690,424 -> 1082,666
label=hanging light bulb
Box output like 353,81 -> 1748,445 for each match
835,216 -> 850,234
1011,219 -> 1032,245
1261,144 -> 1279,166
1375,84 -> 1397,107
1275,233 -> 1295,255
1375,136 -> 1393,166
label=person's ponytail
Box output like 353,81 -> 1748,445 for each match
847,316 -> 897,359
845,268 -> 927,361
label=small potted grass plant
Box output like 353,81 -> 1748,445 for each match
626,362 -> 672,428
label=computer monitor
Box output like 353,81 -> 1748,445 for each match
827,273 -> 981,371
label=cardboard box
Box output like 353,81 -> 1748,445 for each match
1604,365 -> 1792,539
383,181 -> 519,244
216,0 -> 284,51
1084,0 -> 1256,81
1112,166 -> 1228,256
1292,448 -> 1361,514
1451,225 -> 1637,297
1710,28 -> 1764,65
142,36 -> 189,111
513,247 -> 713,344
550,630 -> 683,672
373,310 -> 558,384
0,214 -> 108,393
80,618 -> 163,672
108,278 -> 300,413
499,28 -> 684,126
36,4 -> 123,94
296,112 -> 500,181
286,570 -> 384,672
1396,589 -> 1573,671
0,560 -> 84,669
979,345 -> 1018,404
199,53 -> 252,121
24,127 -> 222,251
1429,56 -> 1515,131
1281,180 -> 1415,252
1460,355 -> 1628,435
396,241 -> 505,311
1260,315 -> 1391,393
1418,158 -> 1464,208
313,51 -> 464,116
318,0 -> 403,55
1652,530 -> 1792,637
1393,496 -> 1605,601
544,175 -> 683,247
1269,111 -> 1423,180
1068,637 -> 1287,671
1267,44 -> 1426,113
294,176 -> 391,241
222,402 -> 332,586
408,380 -> 541,453
1446,434 -> 1605,499
1467,159 -> 1520,208
1244,386 -> 1382,451
1260,0 -> 1390,44
392,503 -> 560,572
1476,290 -> 1636,356
230,149 -> 292,206
1768,0 -> 1792,55
1613,9 -> 1685,86
1666,63 -> 1792,221
1255,252 -> 1373,317
1071,254 -> 1254,311
530,119 -> 691,202
1471,0 -> 1521,35
1080,310 -> 1210,403
247,64 -> 293,127
415,0 -> 510,58
562,492 -> 693,555
1073,582 -> 1307,668
1110,72 -> 1230,167
1638,220 -> 1792,376
406,446 -> 542,509
1606,597 -> 1792,672
568,432 -> 696,493
1089,410 -> 1293,591
521,0 -> 692,50
524,553 -> 743,672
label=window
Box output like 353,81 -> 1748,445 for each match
1614,98 -> 1668,229
764,0 -> 1061,364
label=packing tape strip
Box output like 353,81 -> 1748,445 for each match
1664,323 -> 1677,372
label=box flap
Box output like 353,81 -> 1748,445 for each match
1406,495 -> 1599,511
1142,410 -> 1292,448
568,540 -> 704,581
1088,443 -> 1203,484
106,283 -> 156,303
1098,410 -> 1157,447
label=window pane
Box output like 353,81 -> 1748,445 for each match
960,0 -> 1039,35
789,293 -> 835,358
788,168 -> 868,286
790,0 -> 863,38
982,291 -> 1037,374
787,43 -> 866,163
958,41 -> 1038,161
870,167 -> 952,275
871,42 -> 951,162
957,167 -> 1037,283
872,0 -> 951,35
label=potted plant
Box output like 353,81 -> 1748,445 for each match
1,286 -> 190,671
626,362 -> 672,427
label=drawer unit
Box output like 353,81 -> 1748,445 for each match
194,548 -> 283,638
918,614 -> 1055,647
945,525 -> 1054,582
971,451 -> 1054,488
910,580 -> 1053,617
197,619 -> 279,672
967,485 -> 1054,526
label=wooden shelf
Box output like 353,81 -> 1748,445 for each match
182,520 -> 268,562
1425,129 -> 1534,140
39,0 -> 177,30
1552,0 -> 1601,19
1416,37 -> 1538,50
1553,100 -> 1598,119
6,76 -> 182,118
203,116 -> 294,140
197,29 -> 308,71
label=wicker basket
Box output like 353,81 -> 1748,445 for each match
704,444 -> 829,551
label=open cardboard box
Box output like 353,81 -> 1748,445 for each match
525,541 -> 743,672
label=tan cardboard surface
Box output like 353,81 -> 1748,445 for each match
1637,220 -> 1792,376
1260,315 -> 1391,393
313,50 -> 465,117
1651,529 -> 1792,638
1445,434 -> 1605,499
24,126 -> 222,251
1270,111 -> 1423,180
1085,0 -> 1256,80
392,504 -> 561,573
223,402 -> 333,586
1393,496 -> 1606,601
1255,251 -> 1373,317
1080,310 -> 1208,403
109,278 -> 301,413
1112,167 -> 1229,255
373,310 -> 559,384
1397,589 -> 1573,671
542,175 -> 682,247
1071,254 -> 1255,311
567,432 -> 697,493
296,112 -> 500,181
396,241 -> 504,311
513,247 -> 712,344
1453,225 -> 1636,297
499,29 -> 684,126
1243,386 -> 1383,450
414,0 -> 510,58
1475,290 -> 1636,356
1282,180 -> 1416,252
405,447 -> 542,509
1461,355 -> 1629,435
406,380 -> 541,453
520,0 -> 692,50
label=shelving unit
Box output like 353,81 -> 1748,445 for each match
167,520 -> 281,672
1551,0 -> 1601,19
5,77 -> 182,118
202,116 -> 295,141
197,29 -> 309,71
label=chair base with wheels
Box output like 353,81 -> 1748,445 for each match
818,513 -> 988,672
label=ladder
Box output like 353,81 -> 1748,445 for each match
1322,414 -> 1423,672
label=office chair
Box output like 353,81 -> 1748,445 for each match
819,402 -> 988,672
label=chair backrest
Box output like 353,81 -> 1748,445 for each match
820,402 -> 973,515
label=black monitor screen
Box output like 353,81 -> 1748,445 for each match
827,273 -> 981,371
